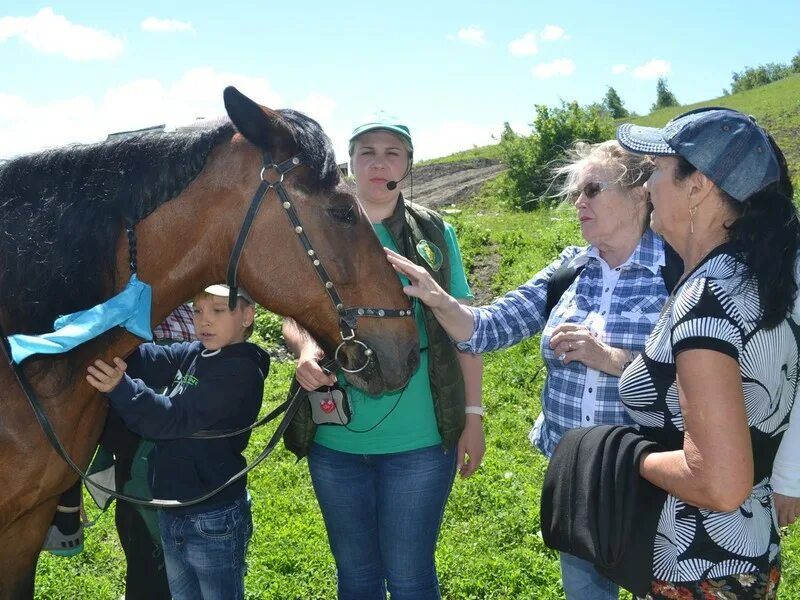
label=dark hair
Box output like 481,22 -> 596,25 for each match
674,136 -> 799,328
0,121 -> 235,334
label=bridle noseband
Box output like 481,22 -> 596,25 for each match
226,150 -> 414,373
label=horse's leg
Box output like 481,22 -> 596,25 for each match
0,499 -> 58,600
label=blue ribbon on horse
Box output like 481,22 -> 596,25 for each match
8,274 -> 153,364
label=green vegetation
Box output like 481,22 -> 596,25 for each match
629,74 -> 800,184
415,143 -> 504,167
32,73 -> 800,598
729,50 -> 800,94
35,191 -> 800,599
603,86 -> 630,119
499,101 -> 615,210
651,77 -> 679,112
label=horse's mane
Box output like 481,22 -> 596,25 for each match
0,120 -> 236,334
279,108 -> 340,190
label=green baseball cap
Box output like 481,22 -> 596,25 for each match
348,122 -> 413,155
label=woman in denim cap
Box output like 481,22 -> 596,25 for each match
391,138 -> 671,600
613,107 -> 799,598
283,121 -> 485,600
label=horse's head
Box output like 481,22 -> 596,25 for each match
212,87 -> 419,394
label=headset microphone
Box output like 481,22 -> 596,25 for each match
386,160 -> 413,191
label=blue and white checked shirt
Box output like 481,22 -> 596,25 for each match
457,229 -> 670,457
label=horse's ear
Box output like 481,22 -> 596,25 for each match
223,86 -> 293,151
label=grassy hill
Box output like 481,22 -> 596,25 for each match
422,74 -> 800,183
630,74 -> 800,181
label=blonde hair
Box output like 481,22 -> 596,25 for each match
552,140 -> 654,201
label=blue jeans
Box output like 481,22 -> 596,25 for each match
158,494 -> 253,600
308,443 -> 457,600
560,552 -> 619,600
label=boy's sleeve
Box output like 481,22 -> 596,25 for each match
123,341 -> 191,389
108,357 -> 259,440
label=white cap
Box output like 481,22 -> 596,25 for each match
203,284 -> 254,304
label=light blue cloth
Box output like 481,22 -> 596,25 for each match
8,274 -> 153,364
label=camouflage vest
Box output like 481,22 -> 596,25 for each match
283,197 -> 466,458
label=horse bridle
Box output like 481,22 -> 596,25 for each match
226,150 -> 414,373
0,147 -> 417,508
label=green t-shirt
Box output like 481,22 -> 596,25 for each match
314,221 -> 472,454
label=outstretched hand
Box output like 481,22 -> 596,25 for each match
384,248 -> 450,309
86,357 -> 127,393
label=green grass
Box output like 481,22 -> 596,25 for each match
627,74 -> 800,182
417,74 -> 800,184
36,196 -> 799,598
415,143 -> 504,166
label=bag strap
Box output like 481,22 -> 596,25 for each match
545,242 -> 683,316
545,261 -> 584,317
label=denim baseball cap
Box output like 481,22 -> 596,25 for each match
617,107 -> 780,201
348,122 -> 413,155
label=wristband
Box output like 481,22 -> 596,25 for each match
465,405 -> 486,417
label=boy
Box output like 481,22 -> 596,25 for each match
87,284 -> 268,600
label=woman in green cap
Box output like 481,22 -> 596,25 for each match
282,121 -> 485,600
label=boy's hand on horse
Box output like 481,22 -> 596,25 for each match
86,357 -> 127,393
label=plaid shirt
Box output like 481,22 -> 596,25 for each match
457,229 -> 669,457
152,303 -> 196,343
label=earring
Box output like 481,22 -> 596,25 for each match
688,205 -> 698,234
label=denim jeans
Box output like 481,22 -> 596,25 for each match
560,552 -> 619,600
308,443 -> 457,600
158,493 -> 253,600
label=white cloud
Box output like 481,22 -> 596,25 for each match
0,7 -> 123,61
508,32 -> 537,57
612,64 -> 628,74
414,121 -> 500,161
0,68 -> 285,159
631,59 -> 671,80
540,25 -> 567,41
531,58 -> 575,78
448,26 -> 487,46
141,17 -> 194,32
298,92 -> 337,123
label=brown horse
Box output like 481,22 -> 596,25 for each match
0,86 -> 419,598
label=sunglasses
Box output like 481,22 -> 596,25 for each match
569,181 -> 614,201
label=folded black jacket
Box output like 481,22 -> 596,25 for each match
540,425 -> 666,597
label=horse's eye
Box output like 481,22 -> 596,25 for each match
327,205 -> 356,225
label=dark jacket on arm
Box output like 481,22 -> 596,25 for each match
540,425 -> 667,597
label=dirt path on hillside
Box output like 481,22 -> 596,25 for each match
400,158 -> 507,304
399,158 -> 507,208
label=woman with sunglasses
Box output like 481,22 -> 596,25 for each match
390,139 -> 664,599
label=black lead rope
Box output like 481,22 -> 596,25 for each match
0,319 -> 308,508
2,149 -> 417,508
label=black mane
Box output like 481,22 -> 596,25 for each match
0,107 -> 339,337
0,121 -> 235,334
278,108 -> 340,190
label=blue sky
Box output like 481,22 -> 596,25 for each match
2,1 -> 799,161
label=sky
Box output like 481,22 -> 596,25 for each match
2,1 -> 799,162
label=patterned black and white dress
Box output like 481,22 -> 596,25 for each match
619,243 -> 798,593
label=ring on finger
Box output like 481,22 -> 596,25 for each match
558,352 -> 567,361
